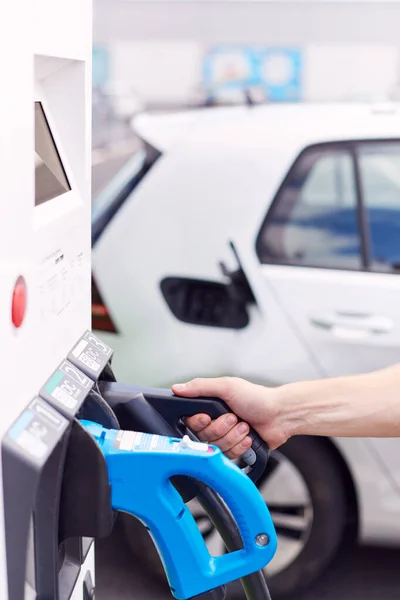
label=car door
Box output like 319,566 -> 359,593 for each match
250,140 -> 400,379
233,139 -> 400,490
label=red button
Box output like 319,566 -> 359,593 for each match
11,276 -> 27,328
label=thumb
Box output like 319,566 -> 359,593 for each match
172,377 -> 235,400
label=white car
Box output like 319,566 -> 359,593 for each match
91,102 -> 400,598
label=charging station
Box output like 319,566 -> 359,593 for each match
0,0 -> 92,597
0,1 -> 278,599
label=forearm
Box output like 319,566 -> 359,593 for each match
276,364 -> 400,439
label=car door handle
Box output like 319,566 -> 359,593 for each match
310,312 -> 393,335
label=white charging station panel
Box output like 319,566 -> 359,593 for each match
0,0 -> 92,597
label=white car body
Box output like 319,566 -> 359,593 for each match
92,102 -> 400,549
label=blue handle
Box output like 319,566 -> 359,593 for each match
81,421 -> 277,599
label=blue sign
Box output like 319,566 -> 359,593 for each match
203,46 -> 302,102
258,49 -> 302,102
203,46 -> 259,92
92,46 -> 110,88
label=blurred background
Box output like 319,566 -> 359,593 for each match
92,0 -> 400,193
92,2 -> 400,599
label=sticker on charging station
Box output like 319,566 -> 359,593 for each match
113,430 -> 174,453
114,431 -> 212,454
6,397 -> 68,465
67,330 -> 113,380
39,359 -> 94,418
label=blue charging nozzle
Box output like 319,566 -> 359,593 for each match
81,420 -> 277,600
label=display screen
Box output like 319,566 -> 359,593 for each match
35,102 -> 71,206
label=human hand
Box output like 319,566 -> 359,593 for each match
172,377 -> 287,456
173,366 -> 400,451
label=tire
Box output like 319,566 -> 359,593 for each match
121,436 -> 351,598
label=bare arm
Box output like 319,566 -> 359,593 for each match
277,364 -> 400,440
172,364 -> 400,455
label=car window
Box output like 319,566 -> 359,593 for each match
92,149 -> 146,218
91,143 -> 160,246
358,143 -> 400,271
256,148 -> 362,269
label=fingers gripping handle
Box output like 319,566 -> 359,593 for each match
165,394 -> 269,482
99,382 -> 269,484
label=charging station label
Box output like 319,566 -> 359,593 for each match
114,430 -> 180,453
67,330 -> 113,381
39,360 -> 94,418
6,397 -> 68,465
113,431 -> 213,455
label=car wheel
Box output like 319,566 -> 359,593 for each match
121,436 -> 350,598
